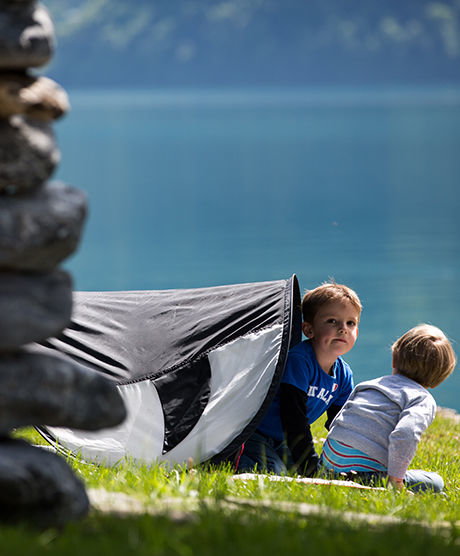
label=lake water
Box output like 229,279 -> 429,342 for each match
54,87 -> 460,412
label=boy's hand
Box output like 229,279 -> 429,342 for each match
299,451 -> 319,477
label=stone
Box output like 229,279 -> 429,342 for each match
0,72 -> 70,121
0,349 -> 127,432
0,438 -> 89,526
0,269 -> 72,350
0,2 -> 54,69
0,115 -> 59,193
0,181 -> 87,272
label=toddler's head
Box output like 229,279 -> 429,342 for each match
392,324 -> 456,388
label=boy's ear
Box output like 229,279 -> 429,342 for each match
302,322 -> 314,338
391,354 -> 397,371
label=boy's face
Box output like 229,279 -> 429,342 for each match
302,300 -> 359,363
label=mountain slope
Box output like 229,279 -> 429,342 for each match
42,0 -> 460,87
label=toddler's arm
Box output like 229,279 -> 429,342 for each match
387,397 -> 435,479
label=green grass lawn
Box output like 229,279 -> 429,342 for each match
5,411 -> 460,555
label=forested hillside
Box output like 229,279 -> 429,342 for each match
43,0 -> 460,87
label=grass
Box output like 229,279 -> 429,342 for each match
5,412 -> 460,555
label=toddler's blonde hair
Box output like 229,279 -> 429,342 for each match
392,324 -> 456,388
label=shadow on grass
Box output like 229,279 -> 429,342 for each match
1,506 -> 458,556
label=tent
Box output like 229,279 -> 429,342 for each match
37,275 -> 301,466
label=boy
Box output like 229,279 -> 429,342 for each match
237,282 -> 362,476
320,324 -> 456,492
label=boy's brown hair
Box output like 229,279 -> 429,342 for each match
301,282 -> 362,323
392,324 -> 456,388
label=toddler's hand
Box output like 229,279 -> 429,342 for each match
388,476 -> 405,491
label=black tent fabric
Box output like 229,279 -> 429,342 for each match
37,275 -> 301,466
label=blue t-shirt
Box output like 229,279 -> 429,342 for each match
257,340 -> 354,441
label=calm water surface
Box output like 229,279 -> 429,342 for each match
54,87 -> 460,411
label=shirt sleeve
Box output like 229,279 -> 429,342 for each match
280,383 -> 319,476
387,397 -> 436,479
325,404 -> 342,430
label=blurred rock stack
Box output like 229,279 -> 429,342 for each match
0,1 -> 126,526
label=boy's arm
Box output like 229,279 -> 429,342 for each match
280,383 -> 319,477
325,404 -> 342,430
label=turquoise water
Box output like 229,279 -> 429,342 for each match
55,87 -> 460,411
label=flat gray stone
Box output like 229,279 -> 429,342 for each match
0,3 -> 54,69
0,269 -> 72,350
0,348 -> 127,432
0,438 -> 89,526
0,181 -> 87,272
0,115 -> 59,193
0,73 -> 70,121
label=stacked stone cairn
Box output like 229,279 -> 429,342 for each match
0,1 -> 126,526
